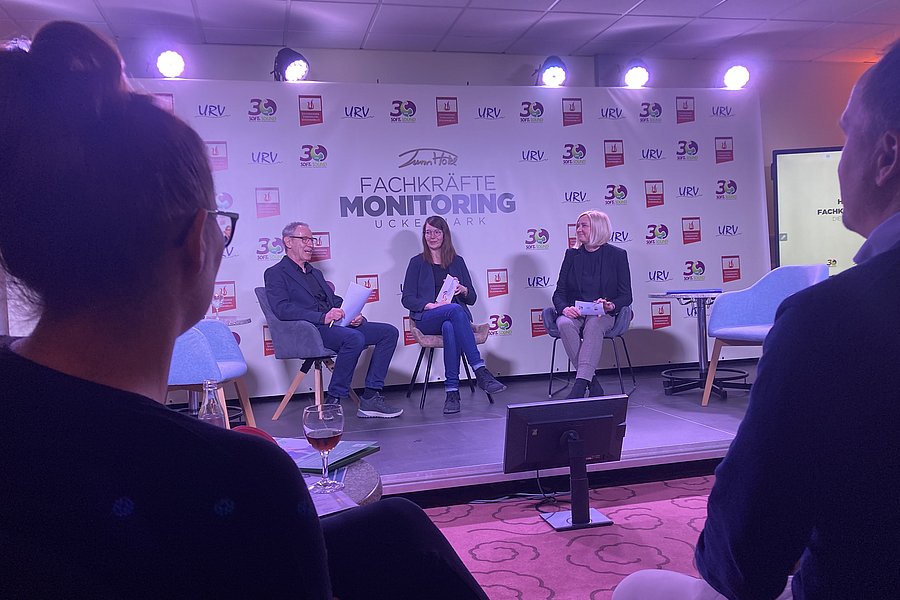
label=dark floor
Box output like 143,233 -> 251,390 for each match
247,360 -> 756,496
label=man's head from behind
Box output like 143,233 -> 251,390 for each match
839,40 -> 900,237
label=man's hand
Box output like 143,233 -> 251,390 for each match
349,314 -> 364,327
562,306 -> 581,319
324,307 -> 344,325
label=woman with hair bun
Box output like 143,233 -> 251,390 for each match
552,210 -> 633,399
0,22 -> 486,600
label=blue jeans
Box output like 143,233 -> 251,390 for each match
415,303 -> 484,391
316,320 -> 398,398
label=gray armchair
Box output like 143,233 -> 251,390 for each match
254,287 -> 360,420
542,304 -> 636,397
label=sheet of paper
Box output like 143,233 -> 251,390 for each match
435,274 -> 457,304
575,300 -> 606,316
337,282 -> 374,326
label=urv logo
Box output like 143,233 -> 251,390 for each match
521,149 -> 547,162
564,190 -> 588,203
599,106 -> 624,120
711,105 -> 734,118
343,105 -> 373,119
520,101 -> 545,121
647,270 -> 672,282
251,151 -> 280,164
641,148 -> 665,160
676,140 -> 699,160
610,230 -> 631,243
197,104 -> 227,118
299,144 -> 328,167
678,186 -> 702,198
527,276 -> 552,288
390,100 -> 417,122
718,224 -> 741,236
477,106 -> 503,119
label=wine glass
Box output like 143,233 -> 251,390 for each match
302,404 -> 344,494
211,288 -> 225,319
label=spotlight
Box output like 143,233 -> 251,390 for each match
537,56 -> 567,87
156,50 -> 184,78
273,48 -> 310,82
723,65 -> 750,90
3,36 -> 31,52
623,64 -> 649,88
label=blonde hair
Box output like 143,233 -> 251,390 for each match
576,210 -> 611,248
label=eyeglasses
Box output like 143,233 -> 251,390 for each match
208,209 -> 239,248
424,229 -> 444,238
287,235 -> 316,246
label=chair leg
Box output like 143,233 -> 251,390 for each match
620,335 -> 637,387
702,338 -> 725,407
272,365 -> 309,421
548,338 -> 557,397
420,348 -> 435,409
407,348 -> 426,398
234,377 -> 256,427
215,387 -> 231,430
461,354 -> 476,393
610,338 -> 625,394
314,360 -> 326,408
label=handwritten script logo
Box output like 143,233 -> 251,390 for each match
398,148 -> 459,169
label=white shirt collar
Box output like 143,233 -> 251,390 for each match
853,210 -> 900,264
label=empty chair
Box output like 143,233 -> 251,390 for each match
406,322 -> 493,409
542,305 -> 636,397
254,287 -> 360,420
701,264 -> 829,406
167,319 -> 256,428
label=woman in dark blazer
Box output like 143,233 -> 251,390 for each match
402,216 -> 506,414
552,210 -> 633,399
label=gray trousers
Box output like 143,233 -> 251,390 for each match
556,313 -> 615,381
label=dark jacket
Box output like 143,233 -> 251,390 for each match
402,254 -> 476,322
264,256 -> 342,324
552,244 -> 632,316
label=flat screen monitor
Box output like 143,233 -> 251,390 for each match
772,146 -> 863,274
503,394 -> 628,475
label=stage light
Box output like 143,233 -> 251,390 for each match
537,56 -> 567,87
273,48 -> 310,82
156,50 -> 184,78
723,65 -> 750,90
623,64 -> 649,88
3,36 -> 31,52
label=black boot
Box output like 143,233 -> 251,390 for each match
589,375 -> 605,397
566,378 -> 589,399
475,367 -> 507,394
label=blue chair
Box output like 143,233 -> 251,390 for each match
701,264 -> 829,406
254,287 -> 361,420
542,305 -> 636,397
167,319 -> 256,428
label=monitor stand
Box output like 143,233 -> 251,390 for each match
541,431 -> 614,532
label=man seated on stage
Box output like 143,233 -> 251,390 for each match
265,221 -> 403,418
614,39 -> 900,600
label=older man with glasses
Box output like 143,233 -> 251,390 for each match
264,221 -> 402,418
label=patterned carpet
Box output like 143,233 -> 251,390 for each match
426,476 -> 713,600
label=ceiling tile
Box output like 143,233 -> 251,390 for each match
506,11 -> 619,55
726,19 -> 832,51
285,28 -> 366,48
584,15 -> 691,46
1,0 -> 103,21
629,0 -> 726,18
849,26 -> 900,51
195,0 -> 286,31
773,0 -> 884,22
641,42 -> 711,59
588,42 -> 657,58
203,28 -> 284,46
436,35 -> 517,53
289,2 -> 376,33
363,32 -> 443,51
703,0 -> 805,19
113,22 -> 203,44
787,22 -> 893,48
816,47 -> 883,62
385,0 -> 469,5
552,0 -> 642,13
369,5 -> 463,36
663,17 -> 765,44
99,0 -> 197,25
447,8 -> 543,38
469,0 -> 556,10
846,1 -> 900,25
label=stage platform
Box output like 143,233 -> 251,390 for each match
250,361 -> 755,496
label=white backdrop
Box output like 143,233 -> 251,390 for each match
139,79 -> 770,398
